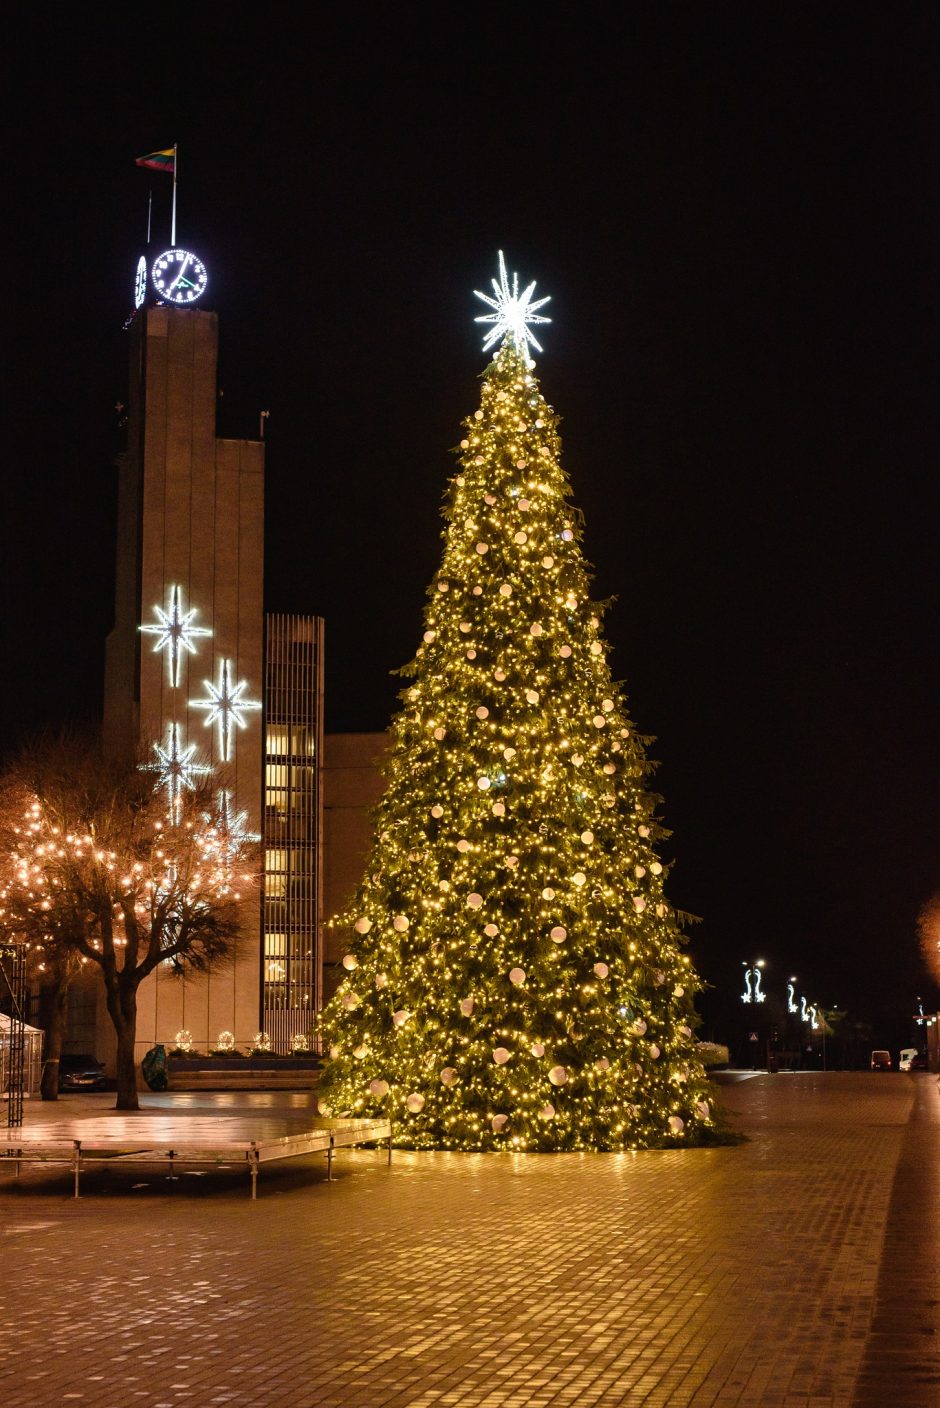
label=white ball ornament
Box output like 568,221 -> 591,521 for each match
456,838 -> 470,853
329,1045 -> 340,1059
406,1093 -> 426,1113
492,802 -> 506,817
441,1067 -> 457,1086
375,973 -> 388,989
354,917 -> 372,934
352,1044 -> 368,1060
572,871 -> 586,887
541,556 -> 554,569
433,727 -> 445,740
633,896 -> 646,913
594,1057 -> 610,1071
423,630 -> 436,643
341,992 -> 360,1010
550,926 -> 567,943
548,1065 -> 568,1086
649,1044 -> 661,1059
668,1116 -> 684,1134
542,887 -> 555,900
477,776 -> 491,790
632,1018 -> 648,1036
695,1100 -> 710,1120
342,954 -> 358,971
514,531 -> 527,545
656,903 -> 666,917
590,642 -> 603,657
674,985 -> 686,998
679,1024 -> 693,1039
499,583 -> 512,597
593,962 -> 609,979
369,1079 -> 390,1099
559,645 -> 572,658
602,698 -> 614,712
525,689 -> 540,705
635,865 -> 646,878
530,1041 -> 545,1057
393,914 -> 410,931
392,1009 -> 411,1027
491,1114 -> 509,1132
493,1047 -> 511,1065
530,622 -> 543,637
561,529 -> 573,542
476,706 -> 489,720
475,542 -> 489,555
503,746 -> 516,759
484,492 -> 497,505
430,804 -> 444,818
580,830 -> 594,845
484,922 -> 499,937
459,997 -> 474,1016
603,763 -> 616,775
494,668 -> 507,681
505,854 -> 518,869
518,498 -> 530,511
467,892 -> 483,909
540,1103 -> 556,1121
509,967 -> 526,986
651,861 -> 663,875
438,580 -> 449,591
593,714 -> 606,729
459,621 -> 471,633
654,970 -> 666,985
638,825 -> 651,837
571,754 -> 583,767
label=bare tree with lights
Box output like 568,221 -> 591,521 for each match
318,254 -> 716,1150
0,736 -> 256,1109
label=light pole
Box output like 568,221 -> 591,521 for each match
741,959 -> 766,1068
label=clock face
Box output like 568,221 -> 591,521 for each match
151,248 -> 208,305
134,255 -> 147,309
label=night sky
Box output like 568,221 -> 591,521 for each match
6,4 -> 939,1045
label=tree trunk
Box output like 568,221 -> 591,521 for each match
37,974 -> 69,1102
106,983 -> 140,1111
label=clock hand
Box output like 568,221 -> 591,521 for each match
166,254 -> 192,295
177,276 -> 196,289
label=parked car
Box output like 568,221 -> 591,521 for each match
58,1053 -> 106,1091
899,1047 -> 918,1072
870,1050 -> 892,1071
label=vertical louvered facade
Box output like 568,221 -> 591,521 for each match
262,614 -> 325,1049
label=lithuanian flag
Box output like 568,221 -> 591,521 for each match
135,147 -> 175,174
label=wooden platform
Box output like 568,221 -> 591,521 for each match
1,1109 -> 391,1199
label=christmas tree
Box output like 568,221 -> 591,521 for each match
319,254 -> 716,1150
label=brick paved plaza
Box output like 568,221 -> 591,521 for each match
1,1073 -> 937,1408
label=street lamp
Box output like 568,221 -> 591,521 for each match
741,959 -> 766,1004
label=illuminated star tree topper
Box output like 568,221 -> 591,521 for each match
474,250 -> 551,363
190,658 -> 262,762
140,584 -> 212,688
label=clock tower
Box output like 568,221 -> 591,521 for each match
104,295 -> 265,1056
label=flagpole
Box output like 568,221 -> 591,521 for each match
171,144 -> 178,245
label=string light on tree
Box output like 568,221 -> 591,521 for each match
140,584 -> 212,688
318,253 -> 717,1152
190,658 -> 261,761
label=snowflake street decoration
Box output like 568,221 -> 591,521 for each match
147,722 -> 212,823
474,250 -> 551,362
190,658 -> 261,762
209,789 -> 260,866
140,584 -> 212,688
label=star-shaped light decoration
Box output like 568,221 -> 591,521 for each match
474,250 -> 551,363
140,585 -> 212,688
190,658 -> 262,762
208,789 -> 260,867
147,722 -> 212,823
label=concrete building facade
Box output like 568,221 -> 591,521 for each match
103,303 -> 265,1056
